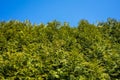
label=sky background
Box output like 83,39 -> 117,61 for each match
0,0 -> 120,26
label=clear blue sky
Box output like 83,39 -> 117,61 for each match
0,0 -> 120,26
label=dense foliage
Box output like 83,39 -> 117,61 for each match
0,18 -> 120,80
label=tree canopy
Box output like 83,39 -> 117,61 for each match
0,18 -> 120,80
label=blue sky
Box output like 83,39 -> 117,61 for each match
0,0 -> 120,26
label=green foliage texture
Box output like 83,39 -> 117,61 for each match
0,18 -> 120,80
